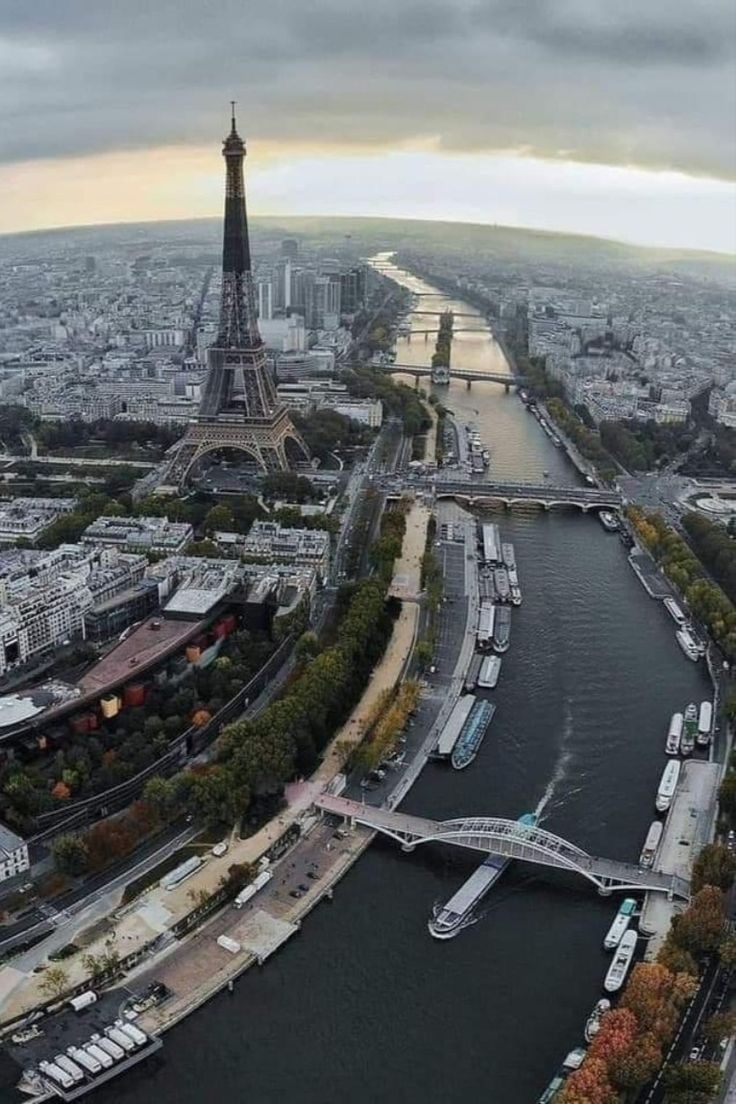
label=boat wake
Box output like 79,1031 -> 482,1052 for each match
536,699 -> 574,822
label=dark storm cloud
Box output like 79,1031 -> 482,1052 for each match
0,0 -> 734,177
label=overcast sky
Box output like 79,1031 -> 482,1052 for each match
1,0 -> 735,250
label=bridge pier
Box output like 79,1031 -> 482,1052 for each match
466,379 -> 471,390
597,883 -> 613,897
504,382 -> 510,394
401,842 -> 416,853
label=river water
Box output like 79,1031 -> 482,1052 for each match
84,262 -> 712,1104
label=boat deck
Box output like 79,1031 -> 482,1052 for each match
437,856 -> 506,922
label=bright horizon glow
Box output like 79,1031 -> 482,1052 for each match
1,143 -> 734,255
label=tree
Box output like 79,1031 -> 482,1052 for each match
725,694 -> 736,723
185,539 -> 221,558
204,504 -> 234,535
38,965 -> 69,1001
663,1060 -> 722,1101
608,1031 -> 662,1092
671,886 -> 726,956
719,933 -> 736,969
415,638 -> 434,669
657,934 -> 698,977
555,1057 -> 617,1104
295,631 -> 319,661
718,773 -> 736,823
186,765 -> 247,826
220,862 -> 256,896
692,843 -> 736,893
52,833 -> 89,876
82,947 -> 120,983
703,1010 -> 736,1044
589,1007 -> 638,1064
187,887 -> 211,910
621,963 -> 691,1047
140,777 -> 177,821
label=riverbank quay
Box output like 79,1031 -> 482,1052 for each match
641,761 -> 721,953
628,546 -> 674,599
0,498 -> 483,1096
538,400 -> 598,483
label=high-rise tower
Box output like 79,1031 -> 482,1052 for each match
162,108 -> 308,487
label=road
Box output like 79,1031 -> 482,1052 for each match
1,452 -> 156,469
0,823 -> 196,957
638,956 -> 730,1103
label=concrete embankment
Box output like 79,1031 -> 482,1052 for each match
641,760 -> 720,954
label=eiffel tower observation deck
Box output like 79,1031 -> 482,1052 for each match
162,107 -> 308,487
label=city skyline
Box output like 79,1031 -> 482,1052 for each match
1,0 -> 734,251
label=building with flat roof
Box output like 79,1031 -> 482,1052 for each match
216,520 -> 330,579
161,557 -> 244,618
0,546 -> 146,676
81,516 -> 193,554
276,381 -> 382,427
0,497 -> 78,545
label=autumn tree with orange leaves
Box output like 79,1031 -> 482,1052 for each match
588,1007 -> 637,1064
608,1031 -> 662,1093
620,963 -> 696,1047
555,1057 -> 617,1104
670,885 -> 727,955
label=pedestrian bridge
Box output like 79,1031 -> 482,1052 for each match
316,795 -> 690,900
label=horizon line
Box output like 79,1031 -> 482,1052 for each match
1,211 -> 734,261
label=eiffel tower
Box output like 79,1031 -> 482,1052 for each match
162,107 -> 308,487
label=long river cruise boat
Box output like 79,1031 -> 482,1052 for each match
429,814 -> 537,939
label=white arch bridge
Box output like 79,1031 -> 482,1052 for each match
316,795 -> 690,900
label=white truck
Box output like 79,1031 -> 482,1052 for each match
39,1061 -> 75,1091
67,1045 -> 102,1075
85,1042 -> 113,1069
92,1033 -> 125,1061
104,1026 -> 136,1054
69,990 -> 97,1013
53,1055 -> 85,1084
233,868 -> 273,909
115,1019 -> 147,1047
217,934 -> 241,954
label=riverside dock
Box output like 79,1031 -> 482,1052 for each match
640,760 -> 720,952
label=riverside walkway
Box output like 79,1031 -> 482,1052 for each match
315,795 -> 690,900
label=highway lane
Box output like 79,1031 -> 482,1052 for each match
0,824 -> 196,957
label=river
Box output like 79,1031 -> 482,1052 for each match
71,261 -> 713,1104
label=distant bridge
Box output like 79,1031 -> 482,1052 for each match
389,363 -> 525,389
431,478 -> 622,511
409,311 -> 480,319
404,329 -> 489,337
316,795 -> 689,900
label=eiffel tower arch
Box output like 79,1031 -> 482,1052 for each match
161,107 -> 308,490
